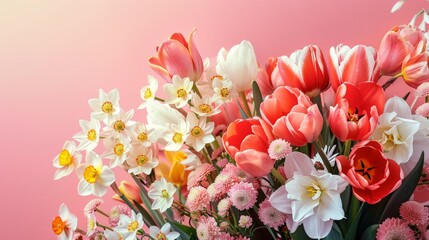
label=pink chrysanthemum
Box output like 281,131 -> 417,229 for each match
416,103 -> 429,118
187,163 -> 215,190
236,236 -> 251,240
219,232 -> 234,240
219,221 -> 229,231
216,158 -> 229,168
217,198 -> 232,217
211,145 -> 225,160
108,205 -> 131,227
258,199 -> 288,228
376,218 -> 415,240
416,82 -> 429,98
238,215 -> 253,228
417,165 -> 429,191
268,139 -> 292,160
212,124 -> 226,136
400,200 -> 429,225
228,182 -> 257,211
186,186 -> 210,212
173,206 -> 185,223
84,199 -> 104,215
196,217 -> 220,240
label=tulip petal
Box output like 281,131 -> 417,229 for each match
235,149 -> 273,177
188,28 -> 203,81
159,41 -> 194,79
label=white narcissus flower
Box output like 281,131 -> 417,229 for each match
89,89 -> 120,124
129,123 -> 157,147
86,213 -> 97,238
53,141 -> 81,180
73,119 -> 100,152
103,137 -> 130,168
51,203 -> 77,240
114,212 -> 143,240
149,223 -> 180,240
163,118 -> 190,151
103,109 -> 136,142
104,230 -> 123,240
178,149 -> 201,170
148,177 -> 176,213
216,40 -> 258,93
126,144 -> 158,175
190,94 -> 221,117
138,75 -> 159,109
212,77 -> 237,103
186,113 -> 215,151
76,151 -> 115,197
372,97 -> 420,164
163,75 -> 193,108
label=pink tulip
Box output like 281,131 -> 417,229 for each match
401,40 -> 429,88
256,57 -> 283,97
148,28 -> 203,82
222,118 -> 274,177
277,45 -> 330,98
112,181 -> 143,204
329,82 -> 385,142
260,86 -> 323,146
378,25 -> 425,76
328,44 -> 379,92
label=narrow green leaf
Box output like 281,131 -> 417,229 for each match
166,219 -> 197,240
252,81 -> 263,117
360,224 -> 378,240
236,100 -> 248,119
290,225 -> 312,240
133,200 -> 156,226
344,202 -> 366,240
403,91 -> 411,100
325,222 -> 343,240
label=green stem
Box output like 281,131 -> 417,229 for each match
154,96 -> 165,102
95,208 -> 109,218
97,223 -> 113,231
344,140 -> 352,157
192,84 -> 202,98
382,77 -> 398,90
239,91 -> 252,118
271,168 -> 286,185
347,195 -> 360,229
313,142 -> 334,173
418,181 -> 429,185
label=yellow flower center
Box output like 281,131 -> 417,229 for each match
52,216 -> 65,235
385,133 -> 395,143
83,165 -> 98,183
144,88 -> 153,99
88,218 -> 95,232
191,126 -> 203,137
59,150 -> 72,166
127,220 -> 139,232
102,101 -> 113,113
114,143 -> 125,156
161,189 -> 169,198
220,87 -> 229,98
87,129 -> 97,141
198,104 -> 212,113
137,132 -> 148,141
113,120 -> 126,132
306,186 -> 318,198
156,233 -> 167,240
172,132 -> 183,144
176,88 -> 187,98
136,155 -> 148,166
210,74 -> 224,81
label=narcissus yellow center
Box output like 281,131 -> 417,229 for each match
172,133 -> 183,144
220,88 -> 229,98
52,216 -> 65,235
113,120 -> 126,132
114,143 -> 125,156
306,186 -> 318,197
83,165 -> 98,183
210,74 -> 224,81
127,220 -> 139,232
137,132 -> 148,141
59,150 -> 72,166
176,88 -> 187,98
156,233 -> 167,240
198,104 -> 212,113
161,189 -> 169,198
87,218 -> 95,232
136,155 -> 148,165
144,88 -> 153,99
102,101 -> 113,113
191,126 -> 203,137
87,129 -> 97,141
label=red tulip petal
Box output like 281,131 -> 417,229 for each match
159,41 -> 194,79
235,149 -> 274,177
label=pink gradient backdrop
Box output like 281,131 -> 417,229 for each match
0,0 -> 427,238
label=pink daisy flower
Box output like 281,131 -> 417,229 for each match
173,206 -> 185,223
376,218 -> 415,240
416,103 -> 429,118
268,139 -> 292,160
219,232 -> 234,240
108,205 -> 131,227
217,198 -> 232,217
228,182 -> 257,211
187,163 -> 215,190
216,158 -> 229,168
238,215 -> 253,228
417,165 -> 429,191
416,82 -> 429,98
400,200 -> 429,226
84,199 -> 104,215
258,199 -> 287,228
212,124 -> 226,136
211,145 -> 225,160
196,217 -> 220,240
186,186 -> 210,212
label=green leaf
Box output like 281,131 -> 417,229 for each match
252,81 -> 263,117
324,222 -> 343,240
360,224 -> 378,240
403,91 -> 411,100
290,225 -> 312,240
344,202 -> 365,240
166,219 -> 197,240
133,200 -> 156,226
236,100 -> 248,119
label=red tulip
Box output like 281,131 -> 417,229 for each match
328,82 -> 385,142
277,45 -> 330,98
256,57 -> 283,96
337,140 -> 403,204
260,86 -> 323,146
222,118 -> 274,177
378,25 -> 425,76
149,28 -> 203,82
400,40 -> 429,88
328,44 -> 379,92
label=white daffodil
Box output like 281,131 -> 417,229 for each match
138,75 -> 159,109
103,109 -> 135,141
104,229 -> 123,240
212,77 -> 237,103
76,151 -> 115,197
163,75 -> 193,108
178,149 -> 201,170
128,123 -> 157,147
89,89 -> 120,125
86,213 -> 97,238
114,212 -> 143,240
311,145 -> 338,168
73,119 -> 100,152
372,97 -> 420,164
103,137 -> 131,168
126,144 -> 158,175
51,203 -> 77,240
163,118 -> 190,151
148,177 -> 176,213
149,223 -> 180,240
186,113 -> 215,151
53,140 -> 81,180
190,94 -> 221,117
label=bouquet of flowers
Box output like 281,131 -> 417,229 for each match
52,5 -> 429,240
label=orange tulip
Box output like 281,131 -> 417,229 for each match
112,181 -> 142,204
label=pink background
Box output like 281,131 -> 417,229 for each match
0,0 -> 427,238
